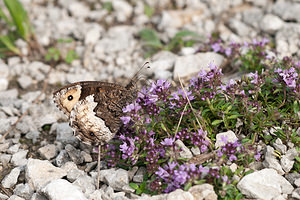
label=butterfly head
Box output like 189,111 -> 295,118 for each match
53,84 -> 82,117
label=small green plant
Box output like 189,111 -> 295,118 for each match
65,49 -> 78,64
138,28 -> 199,57
45,39 -> 79,64
102,1 -> 113,12
45,47 -> 60,62
144,4 -> 154,18
0,0 -> 35,57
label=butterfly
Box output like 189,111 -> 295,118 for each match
53,80 -> 137,146
53,62 -> 148,189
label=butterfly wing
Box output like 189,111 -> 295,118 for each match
53,81 -> 137,145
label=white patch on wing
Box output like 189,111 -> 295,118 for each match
70,94 -> 114,145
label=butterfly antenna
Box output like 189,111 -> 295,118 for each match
126,61 -> 150,90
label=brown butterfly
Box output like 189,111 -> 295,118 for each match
53,81 -> 137,146
53,63 -> 148,189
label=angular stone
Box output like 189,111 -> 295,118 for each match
272,1 -> 300,22
273,138 -> 287,154
1,167 -> 21,188
0,78 -> 8,91
112,0 -> 133,23
237,168 -> 294,200
30,193 -> 47,200
67,169 -> 85,182
166,189 -> 194,200
281,148 -> 299,172
41,179 -> 87,200
173,52 -> 224,78
285,173 -> 300,185
175,140 -> 193,159
65,144 -> 84,165
215,130 -> 237,148
56,123 -> 78,146
260,14 -> 284,34
11,150 -> 28,167
262,146 -> 284,175
81,151 -> 93,163
189,184 -> 218,200
17,75 -> 33,89
133,167 -> 146,183
13,183 -> 34,200
100,168 -> 129,191
7,144 -> 20,154
38,144 -> 58,160
55,150 -> 70,167
128,166 -> 138,181
7,195 -> 24,200
0,154 -> 11,166
292,188 -> 300,199
0,192 -> 9,200
72,175 -> 95,195
25,158 -> 67,190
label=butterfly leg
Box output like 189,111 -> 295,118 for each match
97,144 -> 101,190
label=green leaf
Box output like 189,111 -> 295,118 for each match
144,40 -> 164,49
4,0 -> 33,41
0,6 -> 13,26
45,47 -> 60,62
184,182 -> 192,191
65,49 -> 78,64
144,4 -> 154,18
102,1 -> 113,12
136,188 -> 142,195
174,30 -> 199,38
228,115 -> 241,119
161,122 -> 167,132
293,100 -> 299,114
129,182 -> 139,190
139,28 -> 163,49
0,35 -> 20,55
57,38 -> 73,43
212,119 -> 223,126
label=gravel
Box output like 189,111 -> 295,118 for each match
0,0 -> 299,199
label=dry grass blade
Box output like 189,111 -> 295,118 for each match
174,103 -> 188,139
177,75 -> 212,145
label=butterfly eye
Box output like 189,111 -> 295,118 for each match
67,95 -> 73,101
90,132 -> 95,136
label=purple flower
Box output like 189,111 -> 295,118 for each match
222,175 -> 228,183
274,67 -> 299,90
161,138 -> 175,146
123,102 -> 141,113
225,47 -> 232,56
120,116 -> 131,125
120,137 -> 136,159
249,71 -> 259,84
168,162 -> 178,170
217,150 -> 223,157
229,154 -> 237,161
120,142 -> 128,153
254,152 -> 261,161
212,43 -> 221,52
200,145 -> 208,153
156,167 -> 169,179
173,170 -> 188,184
